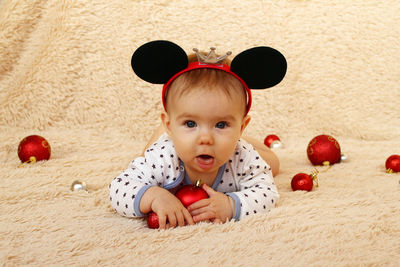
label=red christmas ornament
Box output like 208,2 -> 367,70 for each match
264,134 -> 281,148
147,181 -> 208,229
307,135 -> 341,166
18,135 -> 51,163
175,181 -> 209,208
291,172 -> 319,192
147,212 -> 160,229
385,155 -> 400,173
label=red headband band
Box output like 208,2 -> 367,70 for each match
162,62 -> 252,115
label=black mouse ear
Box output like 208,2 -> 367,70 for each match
231,46 -> 287,89
131,40 -> 188,84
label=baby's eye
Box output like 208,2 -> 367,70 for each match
185,120 -> 197,128
215,121 -> 228,129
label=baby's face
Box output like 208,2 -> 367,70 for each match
163,87 -> 249,180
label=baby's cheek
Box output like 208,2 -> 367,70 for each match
174,145 -> 191,161
219,139 -> 237,157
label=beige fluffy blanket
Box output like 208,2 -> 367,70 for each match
1,1 -> 399,266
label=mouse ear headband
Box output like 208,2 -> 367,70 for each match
131,40 -> 287,114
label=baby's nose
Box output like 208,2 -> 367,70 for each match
198,130 -> 214,145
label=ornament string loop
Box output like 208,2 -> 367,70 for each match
310,169 -> 319,188
386,168 -> 393,174
18,156 -> 37,168
322,161 -> 332,172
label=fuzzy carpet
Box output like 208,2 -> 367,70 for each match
1,0 -> 400,266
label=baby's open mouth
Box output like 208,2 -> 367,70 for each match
196,154 -> 214,169
198,154 -> 213,160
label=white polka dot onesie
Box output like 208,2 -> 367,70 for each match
109,133 -> 279,221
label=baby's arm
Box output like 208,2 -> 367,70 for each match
110,136 -> 194,229
109,157 -> 154,218
229,173 -> 279,220
228,144 -> 279,220
110,167 -> 192,229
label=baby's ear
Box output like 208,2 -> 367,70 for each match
131,40 -> 188,84
240,115 -> 251,134
230,46 -> 287,89
161,112 -> 172,135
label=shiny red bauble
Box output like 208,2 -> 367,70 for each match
147,212 -> 160,229
385,155 -> 400,173
291,173 -> 314,191
175,184 -> 209,208
307,135 -> 341,166
264,134 -> 281,148
18,135 -> 51,163
147,183 -> 208,228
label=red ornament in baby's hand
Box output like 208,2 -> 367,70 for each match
175,183 -> 209,208
147,181 -> 208,229
386,155 -> 400,173
147,212 -> 160,229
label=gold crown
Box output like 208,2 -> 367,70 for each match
193,47 -> 232,65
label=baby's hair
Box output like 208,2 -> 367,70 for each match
165,52 -> 248,115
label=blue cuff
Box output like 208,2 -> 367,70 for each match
134,185 -> 153,217
226,192 -> 241,221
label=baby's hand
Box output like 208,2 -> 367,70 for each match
187,184 -> 233,224
150,187 -> 194,229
